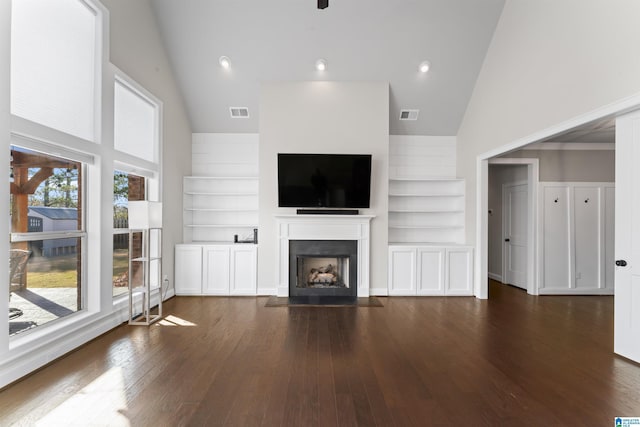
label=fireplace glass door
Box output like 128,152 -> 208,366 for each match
289,240 -> 357,297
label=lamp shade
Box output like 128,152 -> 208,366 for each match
128,201 -> 162,229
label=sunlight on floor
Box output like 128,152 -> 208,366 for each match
36,367 -> 129,427
158,314 -> 197,326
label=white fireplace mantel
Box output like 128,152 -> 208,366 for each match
275,214 -> 375,297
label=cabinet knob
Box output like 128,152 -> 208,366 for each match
616,260 -> 628,267
504,238 -> 510,242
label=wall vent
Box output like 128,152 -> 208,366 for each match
230,107 -> 250,118
399,109 -> 419,121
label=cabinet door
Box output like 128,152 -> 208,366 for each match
230,246 -> 257,295
175,245 -> 203,295
203,246 -> 230,295
417,248 -> 445,295
388,247 -> 416,295
446,248 -> 473,295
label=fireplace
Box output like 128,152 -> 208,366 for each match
289,240 -> 357,297
275,214 -> 373,297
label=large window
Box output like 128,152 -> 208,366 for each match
114,78 -> 159,162
112,73 -> 162,298
9,147 -> 85,336
8,0 -> 102,339
11,0 -> 99,141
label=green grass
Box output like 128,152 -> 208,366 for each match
19,250 -> 130,288
27,270 -> 78,288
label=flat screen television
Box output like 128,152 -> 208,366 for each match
278,153 -> 372,208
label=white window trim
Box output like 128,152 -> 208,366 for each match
11,131 -> 96,165
9,142 -> 89,337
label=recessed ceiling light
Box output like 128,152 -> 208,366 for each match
315,59 -> 327,71
219,56 -> 231,69
419,60 -> 431,73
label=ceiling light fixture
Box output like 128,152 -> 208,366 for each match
419,60 -> 431,73
219,56 -> 231,69
316,59 -> 327,71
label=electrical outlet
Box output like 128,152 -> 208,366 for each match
576,272 -> 582,279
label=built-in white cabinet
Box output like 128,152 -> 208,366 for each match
175,244 -> 257,296
388,245 -> 473,296
183,176 -> 259,244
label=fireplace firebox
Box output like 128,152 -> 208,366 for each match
289,240 -> 357,297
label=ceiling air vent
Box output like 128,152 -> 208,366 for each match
230,107 -> 250,118
399,109 -> 419,121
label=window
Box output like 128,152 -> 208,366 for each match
114,79 -> 158,162
9,146 -> 85,336
11,0 -> 99,141
112,170 -> 145,297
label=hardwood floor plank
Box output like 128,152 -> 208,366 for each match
1,281 -> 640,426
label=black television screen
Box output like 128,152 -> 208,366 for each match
278,153 -> 372,208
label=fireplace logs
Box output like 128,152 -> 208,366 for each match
307,264 -> 338,285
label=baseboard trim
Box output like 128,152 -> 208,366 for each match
369,287 -> 388,296
538,288 -> 614,295
488,272 -> 503,282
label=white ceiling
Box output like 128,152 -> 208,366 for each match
542,117 -> 616,144
151,0 -> 505,135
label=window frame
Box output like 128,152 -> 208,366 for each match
9,140 -> 89,334
7,0 -> 106,344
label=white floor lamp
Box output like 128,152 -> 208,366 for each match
128,201 -> 163,325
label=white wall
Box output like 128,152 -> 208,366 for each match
258,82 -> 389,294
487,164 -> 527,280
501,149 -> 615,182
456,1 -> 640,291
103,0 -> 192,290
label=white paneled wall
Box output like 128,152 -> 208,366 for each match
192,133 -> 258,177
539,182 -> 615,294
389,135 -> 456,179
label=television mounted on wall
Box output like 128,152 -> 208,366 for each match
278,153 -> 372,209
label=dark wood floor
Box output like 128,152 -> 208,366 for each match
1,280 -> 639,426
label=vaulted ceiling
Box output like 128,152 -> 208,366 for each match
151,0 -> 505,136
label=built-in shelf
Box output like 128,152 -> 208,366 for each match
388,177 -> 465,244
183,175 -> 258,243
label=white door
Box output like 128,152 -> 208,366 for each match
615,110 -> 640,362
503,182 -> 528,289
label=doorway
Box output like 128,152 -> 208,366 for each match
487,159 -> 538,295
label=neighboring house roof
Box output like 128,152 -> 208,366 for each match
28,206 -> 78,220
